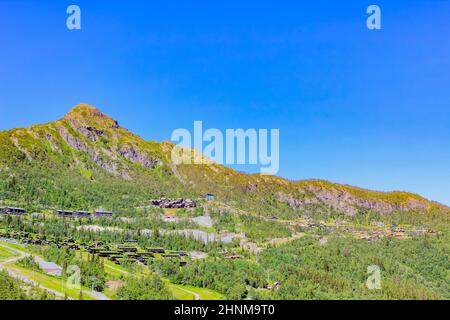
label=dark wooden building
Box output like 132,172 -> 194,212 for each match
75,211 -> 92,218
94,210 -> 113,218
56,210 -> 74,218
1,207 -> 26,215
146,248 -> 165,254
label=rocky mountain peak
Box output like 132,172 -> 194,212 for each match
63,104 -> 119,129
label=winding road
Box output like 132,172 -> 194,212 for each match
0,243 -> 68,298
0,243 -> 109,300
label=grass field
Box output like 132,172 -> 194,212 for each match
0,242 -> 101,300
168,283 -> 196,300
181,285 -> 226,300
0,245 -> 18,262
103,259 -> 129,278
0,241 -> 33,254
6,263 -> 97,300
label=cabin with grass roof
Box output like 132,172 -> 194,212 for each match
94,210 -> 113,218
1,207 -> 26,215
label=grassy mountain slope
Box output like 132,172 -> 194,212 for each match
0,104 -> 448,218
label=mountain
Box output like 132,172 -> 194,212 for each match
0,104 -> 448,218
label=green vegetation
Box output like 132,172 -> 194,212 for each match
158,258 -> 266,300
31,245 -> 107,291
0,270 -> 54,300
180,285 -> 226,300
17,256 -> 40,270
6,263 -> 95,300
0,104 -> 448,301
240,215 -> 292,242
0,270 -> 27,300
210,210 -> 236,233
255,233 -> 449,299
117,274 -> 173,300
0,245 -> 18,262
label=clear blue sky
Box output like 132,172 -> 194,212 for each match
0,1 -> 449,205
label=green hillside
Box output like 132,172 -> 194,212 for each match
0,104 -> 448,220
0,104 -> 448,300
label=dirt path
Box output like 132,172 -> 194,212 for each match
266,232 -> 306,246
0,244 -> 26,265
177,287 -> 201,300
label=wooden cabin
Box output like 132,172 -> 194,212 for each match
56,210 -> 74,218
75,211 -> 91,218
98,251 -> 116,257
161,254 -> 180,259
146,248 -> 165,254
171,251 -> 188,257
1,207 -> 26,215
118,246 -> 138,253
224,255 -> 244,260
94,210 -> 113,218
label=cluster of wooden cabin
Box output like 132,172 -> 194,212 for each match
55,210 -> 113,218
0,207 -> 113,218
0,230 -> 188,267
86,243 -> 188,266
0,207 -> 26,215
220,251 -> 244,260
1,230 -> 52,246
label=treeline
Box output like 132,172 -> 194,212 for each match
117,275 -> 173,300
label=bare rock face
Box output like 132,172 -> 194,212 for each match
275,185 -> 431,216
75,126 -> 106,142
57,126 -> 89,153
57,125 -> 126,178
150,198 -> 196,208
310,187 -> 359,215
245,183 -> 258,192
275,192 -> 304,209
57,105 -> 163,177
405,198 -> 428,210
117,145 -> 161,169
309,186 -> 399,215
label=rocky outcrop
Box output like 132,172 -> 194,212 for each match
57,125 -> 126,178
117,145 -> 161,169
150,198 -> 196,208
57,126 -> 89,153
75,126 -> 106,142
245,183 -> 258,192
308,186 -> 408,215
275,192 -> 303,210
275,186 -> 431,216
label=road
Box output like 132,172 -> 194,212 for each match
0,244 -> 68,298
0,243 -> 110,300
1,242 -> 210,301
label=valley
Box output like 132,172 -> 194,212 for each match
0,104 -> 448,300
